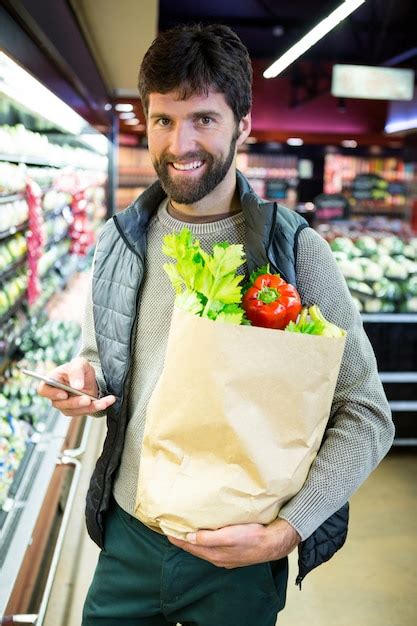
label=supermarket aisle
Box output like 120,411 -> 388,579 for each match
44,448 -> 417,626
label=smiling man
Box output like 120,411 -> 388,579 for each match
37,23 -> 394,626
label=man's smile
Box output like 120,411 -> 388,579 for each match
170,160 -> 205,172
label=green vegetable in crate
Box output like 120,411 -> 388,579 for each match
400,297 -> 417,313
402,276 -> 417,298
336,258 -> 364,281
363,299 -> 395,314
346,279 -> 374,297
378,236 -> 404,256
360,258 -> 383,282
330,237 -> 357,256
354,236 -> 378,257
384,259 -> 408,281
373,278 -> 403,302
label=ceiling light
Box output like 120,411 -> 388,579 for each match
115,103 -> 134,112
0,51 -> 87,135
272,26 -> 284,37
385,117 -> 417,133
124,118 -> 140,125
341,139 -> 358,148
263,0 -> 366,78
119,111 -> 136,119
287,138 -> 304,146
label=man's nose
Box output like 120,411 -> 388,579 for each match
169,122 -> 196,156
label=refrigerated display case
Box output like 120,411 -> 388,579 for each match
0,56 -> 108,620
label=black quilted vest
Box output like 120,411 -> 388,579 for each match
86,170 -> 349,586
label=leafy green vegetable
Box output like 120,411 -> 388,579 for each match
285,306 -> 346,337
163,227 -> 247,325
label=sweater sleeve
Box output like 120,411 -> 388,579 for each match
76,263 -> 108,417
278,227 -> 395,540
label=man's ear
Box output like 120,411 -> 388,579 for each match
236,112 -> 252,146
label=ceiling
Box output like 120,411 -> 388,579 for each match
69,0 -> 417,95
1,0 -> 417,142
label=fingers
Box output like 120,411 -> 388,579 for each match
52,394 -> 116,417
66,357 -> 90,390
37,364 -> 72,400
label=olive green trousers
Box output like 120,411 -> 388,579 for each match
82,498 -> 288,626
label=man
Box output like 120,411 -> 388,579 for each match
38,24 -> 394,626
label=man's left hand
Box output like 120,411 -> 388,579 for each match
167,518 -> 301,569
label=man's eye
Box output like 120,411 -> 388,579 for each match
158,118 -> 171,126
200,116 -> 213,125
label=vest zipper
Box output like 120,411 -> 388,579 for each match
265,202 -> 290,284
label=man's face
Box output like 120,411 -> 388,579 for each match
146,90 -> 250,204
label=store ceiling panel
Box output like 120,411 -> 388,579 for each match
70,0 -> 159,96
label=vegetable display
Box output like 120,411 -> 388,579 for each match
325,230 -> 417,313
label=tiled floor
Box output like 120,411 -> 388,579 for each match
280,449 -> 417,626
45,447 -> 417,626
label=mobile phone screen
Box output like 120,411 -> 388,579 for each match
20,368 -> 98,400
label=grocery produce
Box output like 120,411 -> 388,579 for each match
327,229 -> 417,313
242,268 -> 301,329
163,227 -> 247,324
286,306 -> 346,337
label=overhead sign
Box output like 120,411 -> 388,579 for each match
331,64 -> 415,101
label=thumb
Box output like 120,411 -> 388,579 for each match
67,358 -> 89,389
187,528 -> 234,547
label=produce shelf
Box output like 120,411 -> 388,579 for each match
0,294 -> 27,327
0,221 -> 29,241
3,442 -> 36,503
0,153 -> 57,167
0,255 -> 28,284
44,231 -> 69,251
0,407 -> 70,611
362,313 -> 417,323
0,193 -> 25,204
43,205 -> 68,220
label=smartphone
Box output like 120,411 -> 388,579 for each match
20,368 -> 98,400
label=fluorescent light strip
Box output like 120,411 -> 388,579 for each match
264,0 -> 366,78
0,51 -> 87,135
385,118 -> 417,133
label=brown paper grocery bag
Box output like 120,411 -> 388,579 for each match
135,306 -> 346,539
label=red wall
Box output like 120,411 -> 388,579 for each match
251,60 -> 388,136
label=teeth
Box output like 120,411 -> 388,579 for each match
172,160 -> 203,171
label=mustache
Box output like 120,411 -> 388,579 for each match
158,151 -> 211,165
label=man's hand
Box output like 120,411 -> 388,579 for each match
167,518 -> 301,569
37,357 -> 116,416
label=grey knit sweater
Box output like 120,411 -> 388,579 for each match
78,200 -> 394,541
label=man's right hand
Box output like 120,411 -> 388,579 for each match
37,357 -> 116,417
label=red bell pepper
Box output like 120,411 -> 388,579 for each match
242,273 -> 302,330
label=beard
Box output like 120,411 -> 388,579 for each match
152,132 -> 239,204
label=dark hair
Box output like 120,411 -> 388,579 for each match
138,23 -> 252,123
